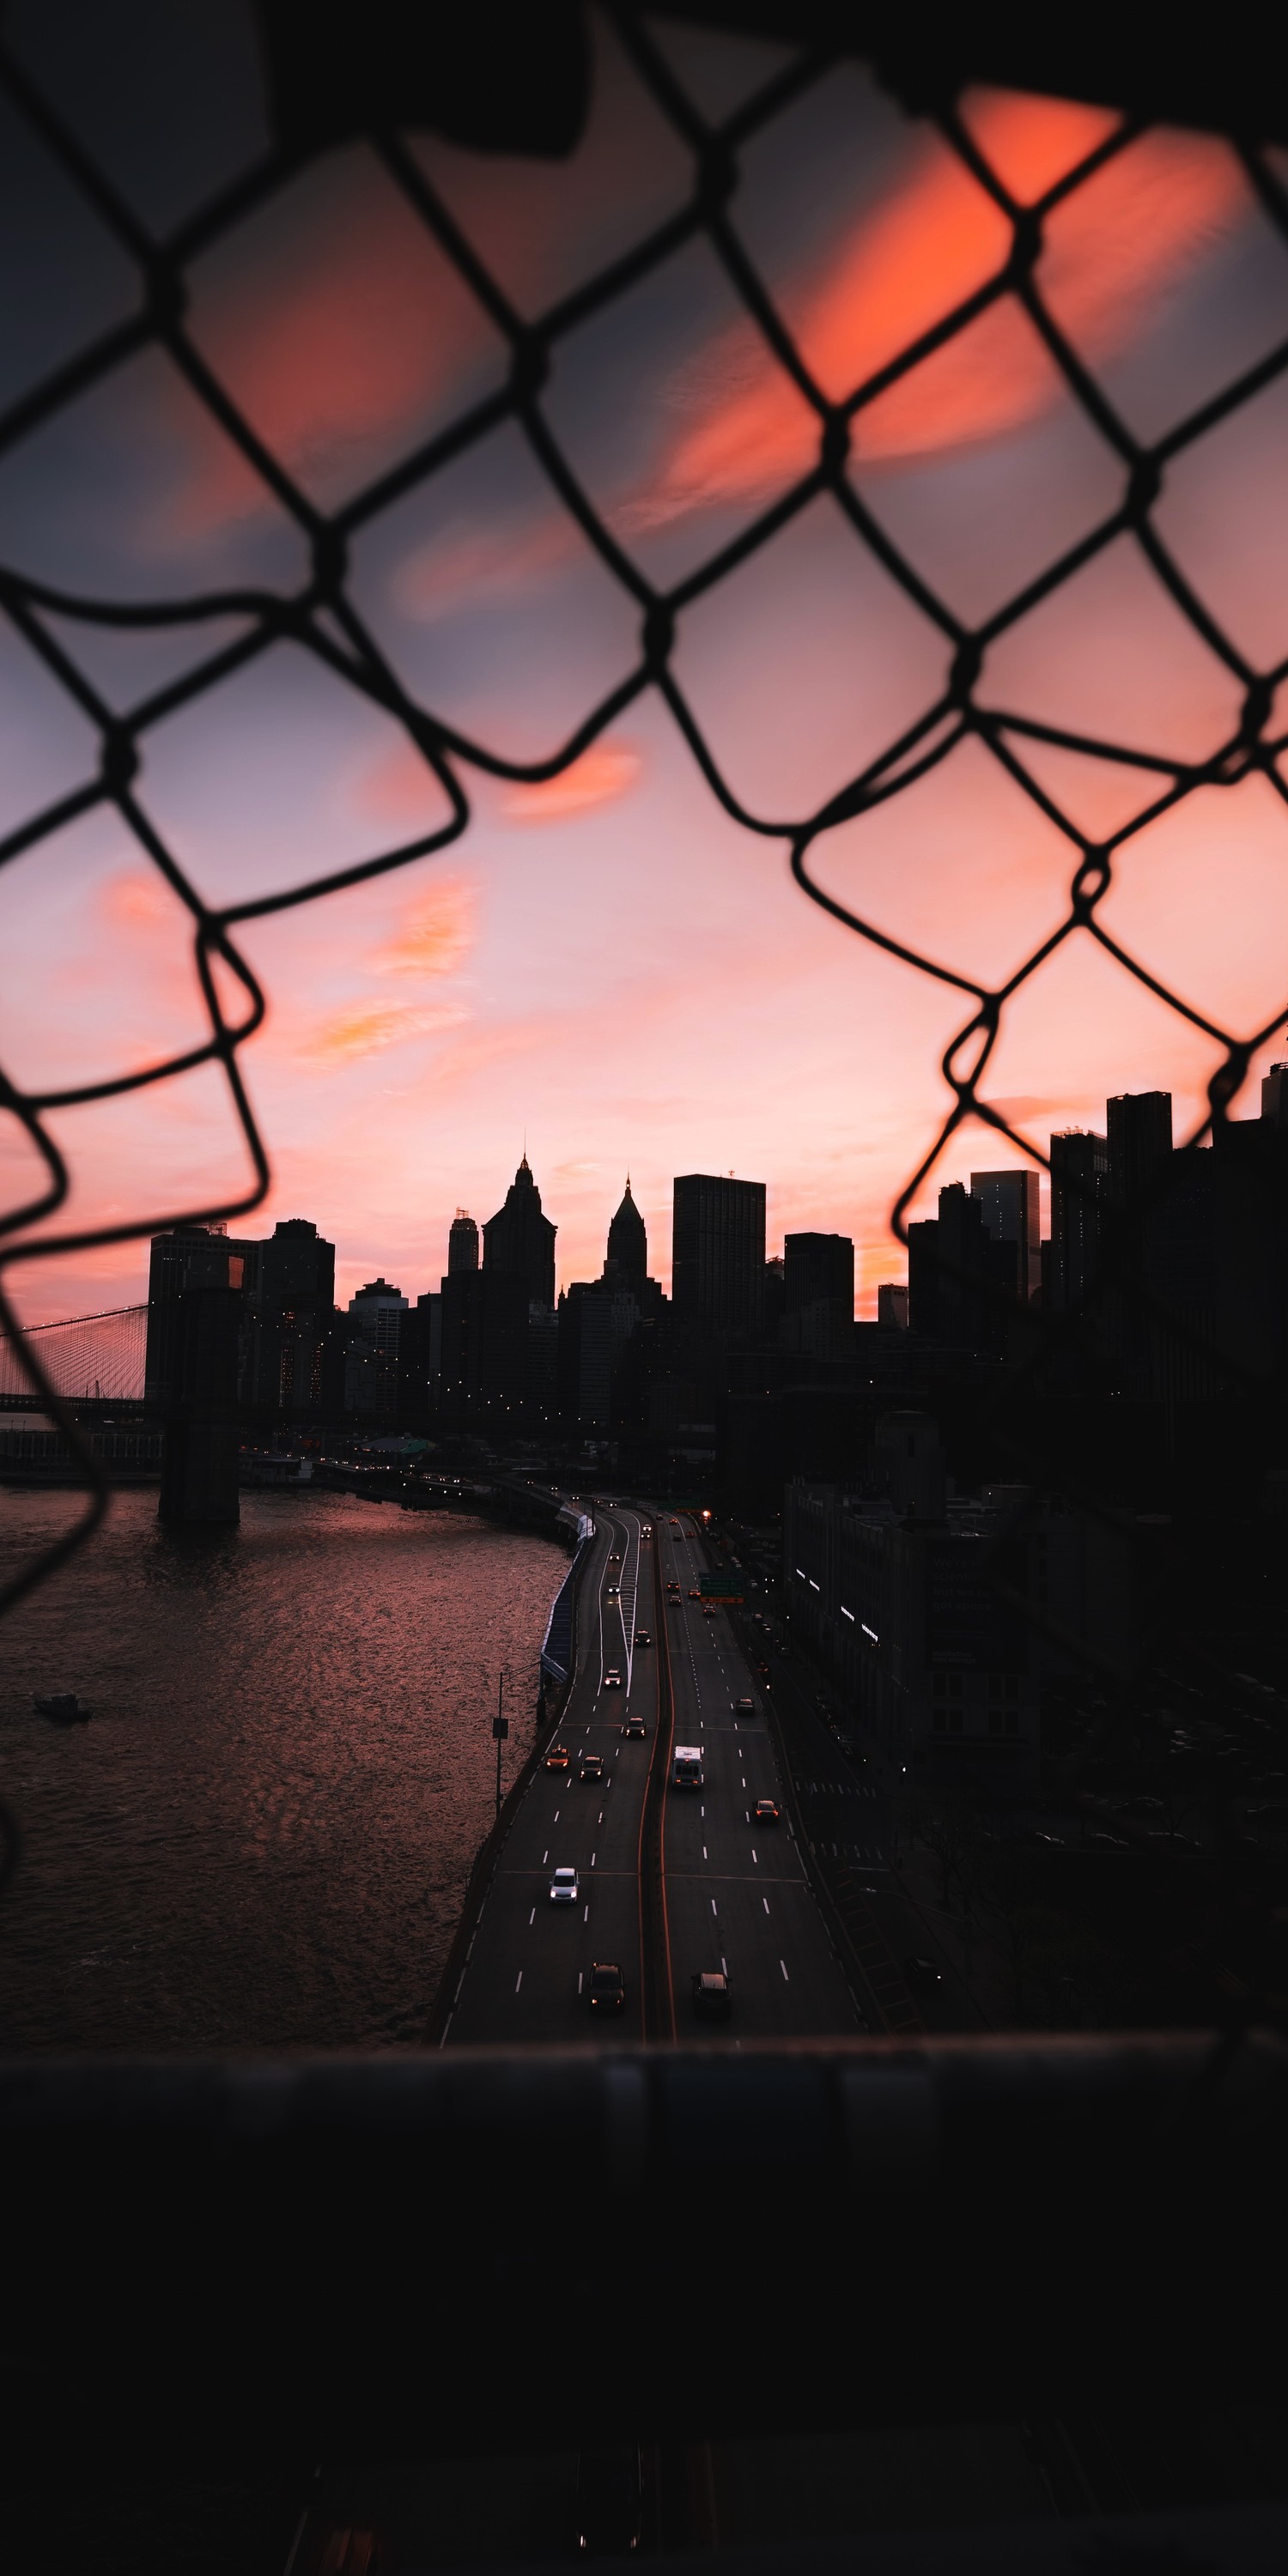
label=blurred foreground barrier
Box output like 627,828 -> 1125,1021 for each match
1,2033 -> 1285,2453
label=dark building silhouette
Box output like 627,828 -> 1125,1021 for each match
1107,1090 -> 1173,1207
763,1257 -> 786,1342
603,1178 -> 647,1289
878,1282 -> 909,1330
1049,1131 -> 1109,1312
782,1231 -> 854,1358
483,1155 -> 556,1306
447,1209 -> 479,1275
440,1268 -> 528,1423
672,1174 -> 766,1343
241,1217 -> 338,1418
908,1183 -> 1009,1353
399,1290 -> 441,1429
146,1225 -> 247,1524
558,1280 -> 639,1427
345,1279 -> 408,1415
969,1170 -> 1041,1303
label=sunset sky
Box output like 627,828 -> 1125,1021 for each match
3,4 -> 1287,1323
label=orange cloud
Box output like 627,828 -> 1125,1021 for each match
397,512 -> 576,621
179,155 -> 502,527
645,96 -> 1248,520
369,878 -> 474,978
100,870 -> 183,926
301,999 -> 468,1064
501,744 -> 640,819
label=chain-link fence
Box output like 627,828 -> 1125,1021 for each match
2,5 -> 1286,1838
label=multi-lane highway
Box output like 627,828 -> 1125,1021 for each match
653,1513 -> 859,2038
445,1502 -> 656,2043
444,1506 -> 859,2045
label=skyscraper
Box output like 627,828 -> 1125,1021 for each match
345,1279 -> 409,1415
1048,1131 -> 1109,1310
782,1232 -> 854,1357
969,1170 -> 1041,1302
242,1216 -> 337,1415
447,1210 -> 479,1275
908,1184 -> 1007,1352
1107,1091 -> 1173,1207
483,1155 -> 556,1307
672,1174 -> 766,1342
604,1178 -> 647,1288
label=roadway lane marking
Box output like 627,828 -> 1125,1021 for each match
529,1908 -> 535,1924
780,1960 -> 789,1981
578,1972 -> 583,1993
542,1850 -> 548,1864
763,1898 -> 770,1914
751,1849 -> 758,1864
515,1972 -> 523,1993
553,1810 -> 560,1821
591,1851 -> 597,1866
584,1904 -> 589,1920
711,1899 -> 718,1916
598,1810 -> 604,1823
702,1846 -> 708,1858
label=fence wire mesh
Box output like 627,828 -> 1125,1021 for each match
1,8 -> 1286,1754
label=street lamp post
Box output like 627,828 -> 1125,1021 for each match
492,1673 -> 508,1819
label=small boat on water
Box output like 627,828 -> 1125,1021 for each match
33,1692 -> 92,1724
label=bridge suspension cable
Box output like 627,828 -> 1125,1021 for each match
0,1307 -> 149,1405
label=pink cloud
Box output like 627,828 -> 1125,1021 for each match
501,744 -> 641,820
178,152 -> 504,528
642,98 -> 1248,521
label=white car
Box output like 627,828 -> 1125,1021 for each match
549,1867 -> 580,1905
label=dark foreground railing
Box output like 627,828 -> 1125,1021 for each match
2,2033 -> 1285,2456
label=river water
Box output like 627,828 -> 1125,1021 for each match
0,1485 -> 562,2052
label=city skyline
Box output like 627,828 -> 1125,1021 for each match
6,40 -> 1288,1334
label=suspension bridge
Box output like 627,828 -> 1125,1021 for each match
0,1306 -> 148,1408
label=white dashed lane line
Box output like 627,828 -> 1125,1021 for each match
780,1960 -> 789,1981
515,1972 -> 523,1994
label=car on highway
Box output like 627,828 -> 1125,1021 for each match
634,1629 -> 651,1646
702,1605 -> 716,1619
905,1955 -> 942,1982
580,1751 -> 605,1782
606,1583 -> 620,1597
623,1717 -> 647,1739
691,1970 -> 732,2020
669,1518 -> 679,1527
574,2442 -> 642,2554
732,1697 -> 756,1715
688,1587 -> 702,1600
641,1524 -> 653,1539
604,1669 -> 622,1689
587,1961 -> 626,2015
549,1867 -> 580,1904
753,1797 -> 781,1825
545,1745 -> 570,1771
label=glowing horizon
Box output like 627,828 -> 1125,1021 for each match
3,15 -> 1287,1333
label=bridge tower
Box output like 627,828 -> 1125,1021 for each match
147,1227 -> 246,1525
